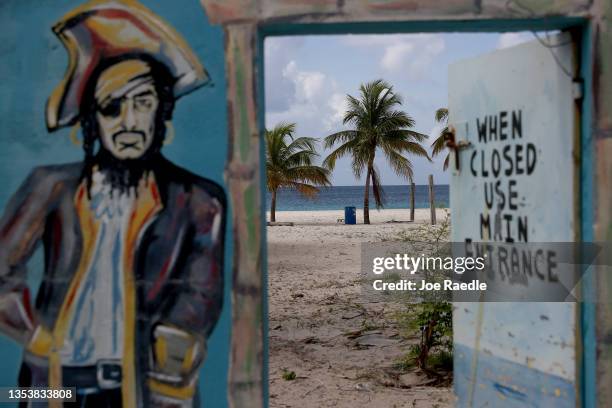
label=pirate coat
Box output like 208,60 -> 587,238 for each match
0,157 -> 225,406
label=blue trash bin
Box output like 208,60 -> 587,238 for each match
344,206 -> 356,225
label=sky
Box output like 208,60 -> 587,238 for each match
264,31 -> 535,186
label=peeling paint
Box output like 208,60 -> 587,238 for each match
196,0 -> 612,406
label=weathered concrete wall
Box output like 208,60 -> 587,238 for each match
0,1 -> 233,406
224,23 -> 265,408
202,0 -> 593,24
199,0 -> 612,406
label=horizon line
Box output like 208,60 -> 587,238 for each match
276,183 -> 450,188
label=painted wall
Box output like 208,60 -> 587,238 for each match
201,0 -> 607,406
449,35 -> 578,406
0,0 -> 231,406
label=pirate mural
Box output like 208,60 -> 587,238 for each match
0,1 -> 226,406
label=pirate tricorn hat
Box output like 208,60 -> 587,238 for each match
46,0 -> 209,131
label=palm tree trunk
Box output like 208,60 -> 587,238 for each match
271,189 -> 277,222
363,166 -> 372,224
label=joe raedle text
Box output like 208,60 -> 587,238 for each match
370,254 -> 488,293
372,279 -> 487,292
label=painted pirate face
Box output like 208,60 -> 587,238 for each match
94,60 -> 160,160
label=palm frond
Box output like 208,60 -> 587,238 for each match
323,130 -> 360,150
265,122 -> 330,195
284,181 -> 321,198
402,141 -> 431,161
286,136 -> 317,154
284,166 -> 331,187
431,127 -> 448,157
351,149 -> 371,179
370,166 -> 385,209
435,108 -> 449,123
322,138 -> 359,170
431,109 -> 451,171
382,129 -> 429,144
381,149 -> 415,182
285,149 -> 317,167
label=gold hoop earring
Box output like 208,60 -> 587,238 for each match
69,123 -> 82,146
164,121 -> 175,145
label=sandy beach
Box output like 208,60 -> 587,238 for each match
267,208 -> 453,408
267,208 -> 448,225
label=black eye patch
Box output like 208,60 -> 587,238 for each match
98,98 -> 122,118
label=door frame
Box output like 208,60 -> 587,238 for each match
199,1 -> 606,405
257,18 -> 595,407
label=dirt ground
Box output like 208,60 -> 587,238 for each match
267,210 -> 453,408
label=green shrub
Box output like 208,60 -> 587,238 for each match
282,369 -> 296,381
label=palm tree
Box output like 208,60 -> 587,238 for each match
266,122 -> 331,222
431,108 -> 450,170
323,79 -> 430,224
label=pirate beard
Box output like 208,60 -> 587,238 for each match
80,107 -> 168,198
78,66 -> 173,198
90,147 -> 160,196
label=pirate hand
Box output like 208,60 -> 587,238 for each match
149,324 -> 206,384
0,286 -> 36,345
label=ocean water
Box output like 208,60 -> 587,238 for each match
266,184 -> 449,211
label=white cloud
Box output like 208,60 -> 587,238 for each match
263,35 -> 450,184
326,92 -> 348,130
264,37 -> 304,112
429,123 -> 444,140
283,61 -> 326,103
265,59 -> 345,139
342,34 -> 445,79
496,32 -> 531,49
381,42 -> 415,72
265,34 -> 446,141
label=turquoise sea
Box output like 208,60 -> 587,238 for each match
266,184 -> 449,211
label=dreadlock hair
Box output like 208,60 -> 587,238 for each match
78,54 -> 176,197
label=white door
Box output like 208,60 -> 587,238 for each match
449,33 -> 579,407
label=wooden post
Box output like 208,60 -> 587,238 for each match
410,182 -> 415,222
225,24 -> 264,408
428,174 -> 436,225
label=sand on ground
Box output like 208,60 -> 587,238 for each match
267,208 -> 453,408
267,208 -> 446,225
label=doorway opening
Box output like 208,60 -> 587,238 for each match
262,25 -> 588,408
